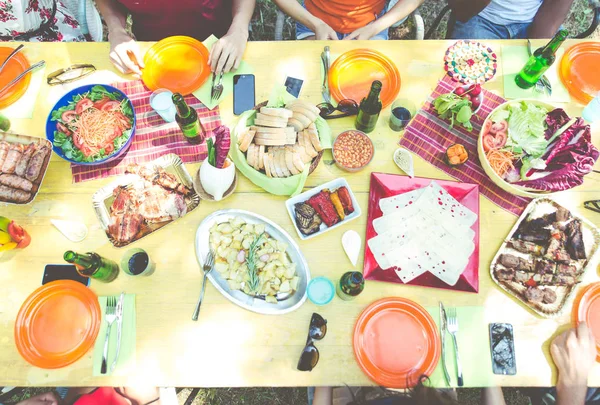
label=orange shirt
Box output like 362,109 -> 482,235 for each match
305,0 -> 387,34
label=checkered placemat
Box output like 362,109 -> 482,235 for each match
71,80 -> 221,183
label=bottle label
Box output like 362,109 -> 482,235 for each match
182,121 -> 202,139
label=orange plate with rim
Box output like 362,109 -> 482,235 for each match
574,282 -> 600,361
142,36 -> 210,95
353,297 -> 440,388
328,49 -> 400,109
559,42 -> 600,104
0,46 -> 31,109
14,280 -> 101,369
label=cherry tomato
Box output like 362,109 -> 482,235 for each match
61,110 -> 77,124
454,87 -> 466,96
471,97 -> 482,110
470,84 -> 482,97
56,122 -> 72,137
75,98 -> 94,115
101,101 -> 121,112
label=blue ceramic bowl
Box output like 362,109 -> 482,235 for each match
46,84 -> 136,165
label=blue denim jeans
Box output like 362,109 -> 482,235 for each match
295,2 -> 392,40
451,14 -> 531,40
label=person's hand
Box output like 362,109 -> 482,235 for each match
17,392 -> 59,405
344,23 -> 381,40
313,21 -> 338,40
209,27 -> 248,74
109,29 -> 144,77
551,323 -> 597,387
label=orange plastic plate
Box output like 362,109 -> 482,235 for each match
559,42 -> 600,104
142,36 -> 211,95
574,282 -> 600,361
329,49 -> 400,109
0,46 -> 31,109
353,297 -> 440,388
14,280 -> 101,369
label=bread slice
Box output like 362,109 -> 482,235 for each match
284,148 -> 300,175
254,138 -> 287,146
270,149 -> 284,178
263,151 -> 272,177
277,148 -> 291,177
288,105 -> 318,122
292,151 -> 305,172
292,111 -> 312,130
286,99 -> 321,116
257,145 -> 265,170
292,144 -> 311,164
252,126 -> 287,134
259,107 -> 293,119
305,126 -> 323,152
256,112 -> 289,123
285,128 -> 297,145
287,117 -> 303,132
254,118 -> 288,128
238,128 -> 255,153
300,131 -> 318,158
246,143 -> 256,168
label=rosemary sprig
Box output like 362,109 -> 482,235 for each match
246,232 -> 265,294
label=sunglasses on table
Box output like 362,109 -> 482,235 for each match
47,64 -> 96,85
297,313 -> 327,372
317,99 -> 359,119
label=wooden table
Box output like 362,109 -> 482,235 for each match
1,40 -> 599,388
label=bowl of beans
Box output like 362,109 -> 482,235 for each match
332,130 -> 374,172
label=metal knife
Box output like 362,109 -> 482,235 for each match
321,46 -> 331,103
110,292 -> 125,374
439,301 -> 451,386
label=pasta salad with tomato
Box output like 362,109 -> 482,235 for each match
51,86 -> 134,163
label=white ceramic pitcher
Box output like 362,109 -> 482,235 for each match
199,158 -> 235,201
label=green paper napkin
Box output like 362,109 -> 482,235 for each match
426,306 -> 494,388
93,294 -> 136,377
502,45 -> 570,103
231,85 -> 332,196
192,35 -> 254,110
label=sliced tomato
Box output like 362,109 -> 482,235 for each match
101,101 -> 121,112
491,120 -> 508,134
113,111 -> 132,130
108,126 -> 122,142
75,98 -> 94,115
73,133 -> 84,149
105,143 -> 115,153
7,221 -> 30,248
61,110 -> 78,124
56,122 -> 72,137
482,133 -> 507,152
482,120 -> 492,135
94,96 -> 110,109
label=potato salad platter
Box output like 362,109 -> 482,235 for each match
195,209 -> 310,314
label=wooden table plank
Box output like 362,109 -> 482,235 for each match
0,40 -> 598,387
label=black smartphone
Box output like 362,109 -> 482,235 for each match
489,323 -> 517,375
233,74 -> 255,116
42,264 -> 90,287
284,76 -> 304,98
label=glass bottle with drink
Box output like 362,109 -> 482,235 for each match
515,29 -> 569,89
173,92 -> 205,144
355,80 -> 383,134
64,250 -> 119,283
336,271 -> 365,301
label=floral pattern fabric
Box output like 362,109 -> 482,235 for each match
0,0 -> 87,41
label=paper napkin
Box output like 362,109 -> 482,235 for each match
192,35 -> 254,110
93,294 -> 136,377
502,45 -> 570,103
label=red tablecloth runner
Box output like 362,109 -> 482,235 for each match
71,80 -> 222,183
399,75 -> 530,216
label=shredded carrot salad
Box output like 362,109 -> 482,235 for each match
70,107 -> 131,157
486,149 -> 515,178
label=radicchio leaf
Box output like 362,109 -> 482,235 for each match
544,108 -> 570,139
213,125 -> 231,169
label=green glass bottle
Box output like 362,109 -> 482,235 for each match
64,250 -> 119,283
173,93 -> 204,144
515,30 -> 568,89
355,80 -> 383,134
336,271 -> 365,301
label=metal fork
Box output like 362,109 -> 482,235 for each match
192,249 -> 215,321
210,72 -> 217,100
211,72 -> 224,101
527,40 -> 552,96
101,296 -> 117,374
446,307 -> 464,387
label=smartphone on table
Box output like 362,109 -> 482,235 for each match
233,74 -> 255,115
489,323 -> 517,375
42,264 -> 90,287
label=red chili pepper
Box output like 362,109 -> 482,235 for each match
525,278 -> 537,288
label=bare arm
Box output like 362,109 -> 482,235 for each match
528,0 -> 575,38
209,0 -> 256,72
312,387 -> 333,405
447,0 -> 491,23
481,387 -> 507,405
95,0 -> 143,75
272,0 -> 338,39
343,0 -> 424,40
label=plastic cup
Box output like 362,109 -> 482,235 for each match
121,248 -> 155,277
307,276 -> 335,306
582,92 -> 600,123
150,88 -> 176,123
389,99 -> 416,131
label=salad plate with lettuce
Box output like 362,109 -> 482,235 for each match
478,100 -> 599,196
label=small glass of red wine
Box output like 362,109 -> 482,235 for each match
121,248 -> 155,276
389,99 -> 416,132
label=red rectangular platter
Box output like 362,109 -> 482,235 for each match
363,172 -> 480,293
